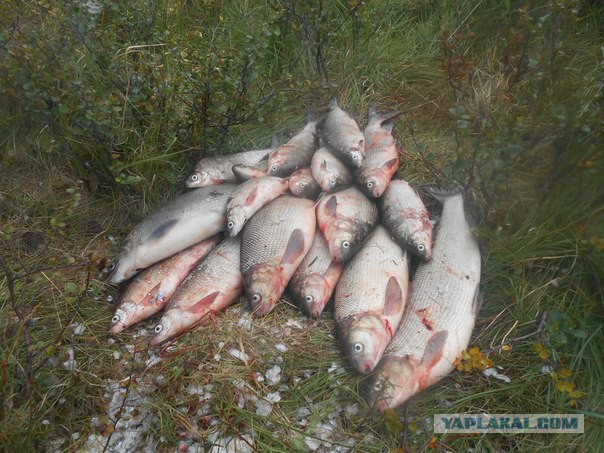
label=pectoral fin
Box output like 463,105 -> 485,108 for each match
189,291 -> 220,314
282,229 -> 306,265
383,276 -> 404,316
323,195 -> 337,217
421,330 -> 448,369
148,219 -> 179,241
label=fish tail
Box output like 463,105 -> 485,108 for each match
419,185 -> 464,204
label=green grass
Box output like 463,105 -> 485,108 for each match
1,0 -> 603,451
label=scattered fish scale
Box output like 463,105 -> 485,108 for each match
316,98 -> 365,168
186,148 -> 271,188
241,195 -> 316,316
315,186 -> 379,263
149,236 -> 243,346
226,176 -> 290,237
356,107 -> 401,198
335,226 -> 409,374
109,184 -> 237,284
366,187 -> 481,411
288,167 -> 322,199
109,235 -> 222,334
267,117 -> 318,177
378,179 -> 433,261
311,146 -> 354,193
288,229 -> 344,318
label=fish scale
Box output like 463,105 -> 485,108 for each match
366,189 -> 481,410
241,196 -> 314,274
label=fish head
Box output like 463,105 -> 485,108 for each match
365,356 -> 421,411
362,174 -> 387,198
149,313 -> 177,346
107,248 -> 141,285
108,305 -> 134,334
409,221 -> 433,261
345,147 -> 364,168
245,264 -> 282,316
297,274 -> 330,318
340,315 -> 390,374
329,218 -> 368,262
227,208 -> 246,237
322,172 -> 347,193
267,150 -> 296,177
185,169 -> 210,188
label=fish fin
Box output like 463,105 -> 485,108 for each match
358,139 -> 365,154
473,286 -> 484,317
188,291 -> 220,314
322,260 -> 343,280
271,135 -> 280,148
384,158 -> 398,170
383,276 -> 404,316
323,195 -> 337,217
282,229 -> 307,265
328,97 -> 339,109
244,187 -> 259,206
320,160 -> 328,171
421,330 -> 448,369
148,219 -> 179,241
142,282 -> 163,304
419,185 -> 464,204
367,102 -> 378,119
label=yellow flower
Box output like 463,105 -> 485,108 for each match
559,368 -> 572,378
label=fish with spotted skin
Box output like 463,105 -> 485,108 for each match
241,195 -> 316,316
150,236 -> 243,346
226,176 -> 290,237
335,226 -> 409,374
311,146 -> 353,193
267,116 -> 318,177
109,236 -> 221,334
186,148 -> 272,188
288,168 -> 321,199
108,184 -> 236,284
365,187 -> 481,411
288,229 -> 344,318
315,186 -> 379,263
356,106 -> 401,198
379,179 -> 433,261
316,98 -> 365,168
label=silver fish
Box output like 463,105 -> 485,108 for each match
356,107 -> 400,198
335,226 -> 409,374
241,195 -> 316,316
267,117 -> 318,177
226,176 -> 290,237
316,98 -> 365,168
108,184 -> 236,284
311,146 -> 354,193
150,236 -> 243,346
186,149 -> 271,188
379,179 -> 433,261
315,186 -> 379,262
288,168 -> 322,199
288,229 -> 344,318
109,236 -> 221,334
366,187 -> 481,411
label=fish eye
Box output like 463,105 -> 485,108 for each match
352,154 -> 359,160
298,182 -> 306,187
417,244 -> 425,251
305,295 -> 313,303
251,294 -> 262,303
227,221 -> 235,229
154,325 -> 163,334
191,174 -> 199,181
328,178 -> 336,186
108,262 -> 116,271
353,342 -> 363,353
342,240 -> 351,249
271,164 -> 279,172
111,315 -> 120,323
374,381 -> 383,392
367,181 -> 373,189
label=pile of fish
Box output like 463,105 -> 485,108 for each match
107,98 -> 482,411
